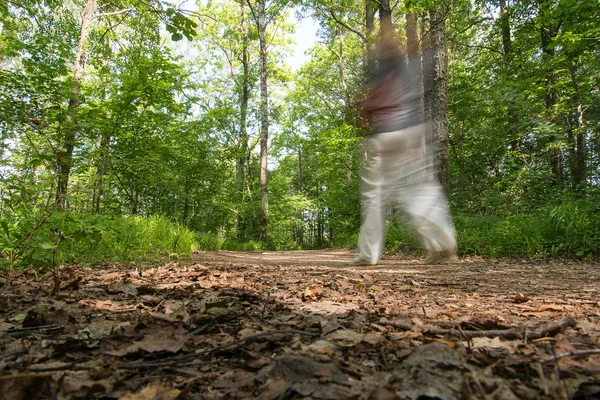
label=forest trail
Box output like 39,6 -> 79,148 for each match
1,250 -> 599,399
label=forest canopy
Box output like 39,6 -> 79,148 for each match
1,0 -> 599,270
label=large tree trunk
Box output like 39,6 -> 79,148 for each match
423,6 -> 450,196
257,0 -> 269,240
499,0 -> 520,152
538,0 -> 563,184
378,0 -> 392,39
56,0 -> 96,209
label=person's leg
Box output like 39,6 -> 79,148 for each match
390,124 -> 457,262
402,183 -> 457,262
357,135 -> 386,265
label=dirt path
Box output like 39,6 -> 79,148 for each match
1,250 -> 599,399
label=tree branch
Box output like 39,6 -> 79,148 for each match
93,7 -> 134,21
324,6 -> 365,41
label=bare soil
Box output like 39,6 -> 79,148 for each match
1,249 -> 599,399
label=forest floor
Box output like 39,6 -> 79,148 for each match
1,249 -> 600,400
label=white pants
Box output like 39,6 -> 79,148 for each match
357,124 -> 456,264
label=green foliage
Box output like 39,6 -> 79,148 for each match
195,232 -> 225,251
451,200 -> 599,258
385,201 -> 599,259
0,206 -> 197,269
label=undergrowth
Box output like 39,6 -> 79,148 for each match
2,200 -> 597,274
386,200 -> 600,259
0,212 -> 197,271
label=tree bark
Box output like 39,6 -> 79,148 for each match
378,0 -> 392,39
365,0 -> 376,74
405,11 -> 422,107
256,0 -> 269,240
538,0 -> 563,184
423,6 -> 450,196
569,59 -> 585,188
56,0 -> 96,209
238,0 -> 251,203
94,131 -> 111,213
499,0 -> 520,152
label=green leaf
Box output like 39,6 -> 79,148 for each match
0,221 -> 10,238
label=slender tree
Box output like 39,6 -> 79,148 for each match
56,0 -> 96,209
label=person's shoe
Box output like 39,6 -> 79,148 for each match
353,256 -> 377,266
424,248 -> 458,265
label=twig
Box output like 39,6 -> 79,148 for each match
60,276 -> 82,291
533,317 -> 576,338
430,317 -> 576,340
540,349 -> 600,364
188,322 -> 212,336
28,363 -> 92,372
379,347 -> 391,371
457,325 -> 472,351
1,324 -> 60,333
2,325 -> 62,335
535,362 -> 549,396
323,5 -> 365,41
93,7 -> 134,20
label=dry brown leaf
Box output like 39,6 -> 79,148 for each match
61,371 -> 113,396
302,287 -> 324,301
106,332 -> 184,356
121,385 -> 181,400
510,295 -> 532,303
325,329 -> 364,347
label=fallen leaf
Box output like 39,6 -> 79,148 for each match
121,385 -> 181,400
470,336 -> 505,349
510,295 -> 532,303
302,287 -> 324,301
106,332 -> 184,356
325,329 -> 364,347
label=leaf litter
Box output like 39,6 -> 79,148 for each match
0,249 -> 599,399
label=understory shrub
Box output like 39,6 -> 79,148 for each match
385,199 -> 599,258
1,211 -> 198,269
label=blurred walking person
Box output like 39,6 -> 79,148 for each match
355,35 -> 457,266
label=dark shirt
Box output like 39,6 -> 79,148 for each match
364,56 -> 423,134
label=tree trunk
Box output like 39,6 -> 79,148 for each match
499,0 -> 520,152
423,6 -> 450,196
336,30 -> 354,196
569,59 -> 585,188
365,0 -> 376,74
257,0 -> 269,240
94,131 -> 111,213
238,0 -> 251,202
406,11 -> 422,107
56,0 -> 96,209
378,0 -> 392,39
538,0 -> 563,184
